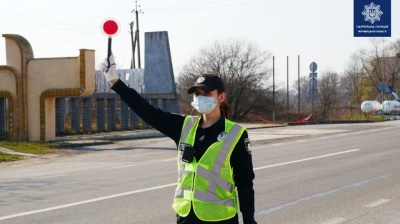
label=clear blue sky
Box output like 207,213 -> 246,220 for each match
0,0 -> 399,86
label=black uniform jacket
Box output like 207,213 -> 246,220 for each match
111,79 -> 256,224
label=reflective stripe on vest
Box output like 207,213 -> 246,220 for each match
174,116 -> 198,200
172,116 -> 245,221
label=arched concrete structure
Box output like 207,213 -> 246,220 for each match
0,34 -> 95,141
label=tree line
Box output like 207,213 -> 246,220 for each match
176,38 -> 400,122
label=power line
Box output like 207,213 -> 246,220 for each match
0,7 -> 92,31
0,3 -> 130,34
145,0 -> 286,13
0,3 -> 131,53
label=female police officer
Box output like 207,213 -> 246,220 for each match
103,55 -> 257,224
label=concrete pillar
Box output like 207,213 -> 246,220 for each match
141,97 -> 150,129
107,98 -> 116,130
96,99 -> 106,132
71,98 -> 80,134
129,109 -> 138,129
120,100 -> 129,129
0,98 -> 5,137
157,98 -> 163,109
55,98 -> 65,135
82,98 -> 92,133
144,31 -> 179,114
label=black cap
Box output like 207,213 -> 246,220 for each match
187,74 -> 225,94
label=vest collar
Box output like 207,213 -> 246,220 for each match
198,116 -> 225,137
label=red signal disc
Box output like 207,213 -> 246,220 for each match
101,19 -> 119,36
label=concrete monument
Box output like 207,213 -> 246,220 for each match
0,34 -> 95,142
143,31 -> 179,113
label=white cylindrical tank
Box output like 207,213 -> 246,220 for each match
381,100 -> 400,113
361,101 -> 381,113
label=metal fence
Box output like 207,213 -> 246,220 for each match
55,69 -> 176,136
0,69 -> 179,139
56,94 -> 147,136
0,98 -> 6,140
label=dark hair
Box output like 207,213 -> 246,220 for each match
219,102 -> 231,119
218,90 -> 231,119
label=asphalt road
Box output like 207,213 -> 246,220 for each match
1,121 -> 400,224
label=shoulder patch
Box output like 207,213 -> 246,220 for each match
244,138 -> 252,155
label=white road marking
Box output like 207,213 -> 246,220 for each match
109,164 -> 135,169
254,149 -> 360,171
271,143 -> 283,146
256,175 -> 388,215
296,140 -> 307,143
0,149 -> 361,220
37,174 -> 66,179
320,217 -> 345,224
365,199 -> 390,208
0,183 -> 177,221
161,158 -> 176,162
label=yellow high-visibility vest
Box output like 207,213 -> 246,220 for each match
172,116 -> 245,221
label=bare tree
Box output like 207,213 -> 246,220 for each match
290,76 -> 311,118
341,55 -> 366,116
315,71 -> 342,120
385,40 -> 400,91
358,38 -> 400,93
176,39 -> 272,120
340,70 -> 357,115
388,39 -> 400,56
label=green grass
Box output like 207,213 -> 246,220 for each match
0,141 -> 60,162
347,114 -> 390,122
0,152 -> 24,162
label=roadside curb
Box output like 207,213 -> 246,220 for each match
53,131 -> 165,148
288,120 -> 376,125
385,117 -> 400,121
0,124 -> 287,151
52,123 -> 285,148
0,147 -> 38,157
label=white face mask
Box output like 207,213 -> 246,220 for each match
191,95 -> 217,114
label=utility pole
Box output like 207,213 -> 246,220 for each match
298,55 -> 300,119
129,22 -> 136,69
132,1 -> 143,68
352,67 -> 355,115
272,56 -> 275,122
309,62 -> 318,116
287,56 -> 289,123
